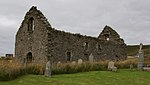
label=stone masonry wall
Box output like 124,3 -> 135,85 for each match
15,6 -> 127,64
15,6 -> 50,64
47,27 -> 126,63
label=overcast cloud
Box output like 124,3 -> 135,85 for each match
0,0 -> 150,55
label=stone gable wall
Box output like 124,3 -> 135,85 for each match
15,6 -> 50,64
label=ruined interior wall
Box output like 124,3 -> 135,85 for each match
47,28 -> 127,63
47,29 -> 100,63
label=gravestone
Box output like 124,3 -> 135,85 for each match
78,59 -> 83,64
45,60 -> 51,77
89,53 -> 94,63
57,61 -> 61,65
108,61 -> 114,70
130,64 -> 133,71
112,67 -> 117,71
23,58 -> 27,71
57,61 -> 61,67
137,43 -> 144,70
71,61 -> 76,65
108,61 -> 117,72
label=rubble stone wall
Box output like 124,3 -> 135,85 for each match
15,6 -> 127,64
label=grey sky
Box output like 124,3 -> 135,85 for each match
0,0 -> 150,55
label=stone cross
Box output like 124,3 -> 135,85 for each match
45,60 -> 51,77
137,43 -> 144,70
139,43 -> 143,51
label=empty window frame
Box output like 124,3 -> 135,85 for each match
28,17 -> 35,33
97,44 -> 102,51
104,34 -> 110,41
84,42 -> 89,50
66,51 -> 72,61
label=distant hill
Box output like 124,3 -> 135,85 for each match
127,45 -> 150,56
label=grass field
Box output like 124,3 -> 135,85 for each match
0,69 -> 149,85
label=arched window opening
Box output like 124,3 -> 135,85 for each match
28,17 -> 35,33
26,52 -> 32,63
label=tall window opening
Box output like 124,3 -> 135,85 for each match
66,52 -> 71,61
28,17 -> 35,33
84,42 -> 89,50
26,52 -> 32,63
97,44 -> 102,51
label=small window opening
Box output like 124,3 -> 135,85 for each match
84,53 -> 89,61
28,17 -> 35,33
84,42 -> 89,50
116,55 -> 119,58
26,52 -> 32,63
104,34 -> 110,41
97,44 -> 102,51
66,52 -> 71,61
106,38 -> 110,41
115,55 -> 119,61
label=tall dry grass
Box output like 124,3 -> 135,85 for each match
115,59 -> 138,69
0,59 -> 45,81
51,61 -> 108,75
0,59 -> 24,81
0,57 -> 147,81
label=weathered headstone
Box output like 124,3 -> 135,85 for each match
71,61 -> 76,65
112,66 -> 117,72
57,61 -> 61,67
130,64 -> 133,71
45,60 -> 51,77
108,61 -> 117,72
23,58 -> 27,70
108,61 -> 114,70
137,43 -> 144,70
57,61 -> 61,65
89,53 -> 94,63
78,59 -> 83,64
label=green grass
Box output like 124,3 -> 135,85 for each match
0,69 -> 149,85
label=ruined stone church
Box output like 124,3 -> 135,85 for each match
15,6 -> 127,64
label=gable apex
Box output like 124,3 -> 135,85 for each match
29,6 -> 37,11
98,25 -> 121,41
